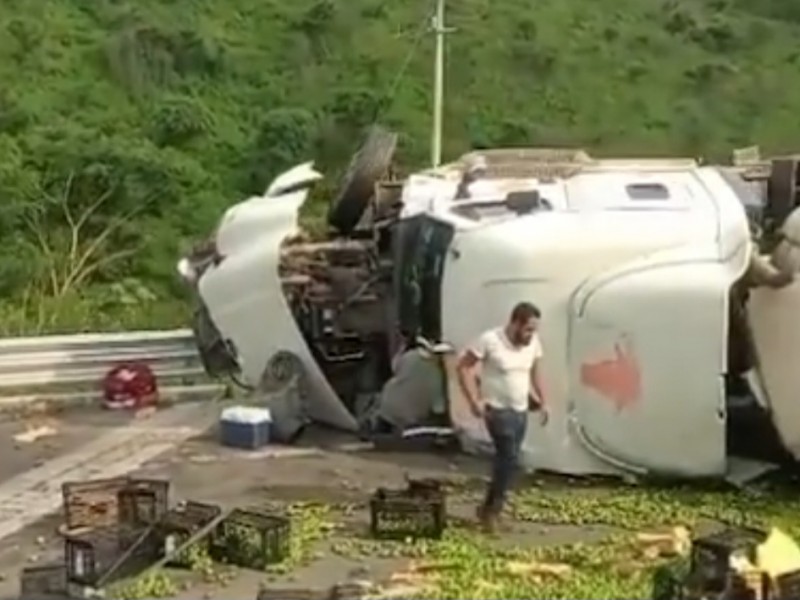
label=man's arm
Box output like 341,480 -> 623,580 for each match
748,254 -> 794,289
529,338 -> 546,410
456,347 -> 484,416
529,359 -> 546,409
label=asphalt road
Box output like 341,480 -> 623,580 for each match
0,409 -> 134,483
0,403 -> 615,600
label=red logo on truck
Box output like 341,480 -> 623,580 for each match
580,340 -> 642,412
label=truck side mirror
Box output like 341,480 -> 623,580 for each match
505,190 -> 543,215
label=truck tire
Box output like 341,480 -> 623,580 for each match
328,126 -> 398,235
260,350 -> 311,443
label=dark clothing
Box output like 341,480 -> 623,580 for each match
482,406 -> 528,516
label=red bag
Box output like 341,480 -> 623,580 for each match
102,362 -> 159,410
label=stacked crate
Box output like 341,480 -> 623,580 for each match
60,477 -> 170,588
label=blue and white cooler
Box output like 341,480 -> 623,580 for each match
219,406 -> 272,450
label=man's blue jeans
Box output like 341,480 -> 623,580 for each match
482,406 -> 528,516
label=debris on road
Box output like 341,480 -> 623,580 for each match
636,525 -> 691,559
504,558 -> 572,579
13,423 -> 58,444
757,527 -> 800,581
372,567 -> 434,599
134,406 -> 157,420
102,363 -> 159,411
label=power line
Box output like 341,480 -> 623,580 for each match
372,0 -> 437,123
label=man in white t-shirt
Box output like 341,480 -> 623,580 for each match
456,302 -> 547,533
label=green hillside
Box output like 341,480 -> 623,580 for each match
1,0 -> 800,332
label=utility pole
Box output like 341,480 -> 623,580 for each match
431,0 -> 448,168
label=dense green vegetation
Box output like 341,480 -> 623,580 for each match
3,0 -> 800,333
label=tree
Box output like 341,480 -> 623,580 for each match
246,108 -> 317,194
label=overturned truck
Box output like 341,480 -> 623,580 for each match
178,129 -> 800,480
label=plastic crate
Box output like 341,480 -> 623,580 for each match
369,479 -> 446,540
64,526 -> 120,586
156,501 -> 223,567
117,479 -> 169,528
210,509 -> 290,569
62,477 -> 170,531
20,563 -> 67,598
62,477 -> 130,530
63,525 -> 161,587
690,527 -> 767,593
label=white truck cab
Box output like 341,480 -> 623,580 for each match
179,140 -> 800,480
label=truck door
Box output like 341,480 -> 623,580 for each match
393,215 -> 455,343
568,262 -> 728,477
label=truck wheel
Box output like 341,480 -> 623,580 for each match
328,126 -> 398,235
260,350 -> 311,443
260,350 -> 305,392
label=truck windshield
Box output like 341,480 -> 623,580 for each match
392,215 -> 455,343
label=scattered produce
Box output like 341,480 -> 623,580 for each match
92,479 -> 800,599
266,503 -> 332,574
173,542 -> 217,581
106,571 -> 177,600
353,481 -> 800,599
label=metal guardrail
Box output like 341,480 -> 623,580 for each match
0,329 -> 225,411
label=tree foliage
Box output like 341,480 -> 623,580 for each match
2,0 -> 800,331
